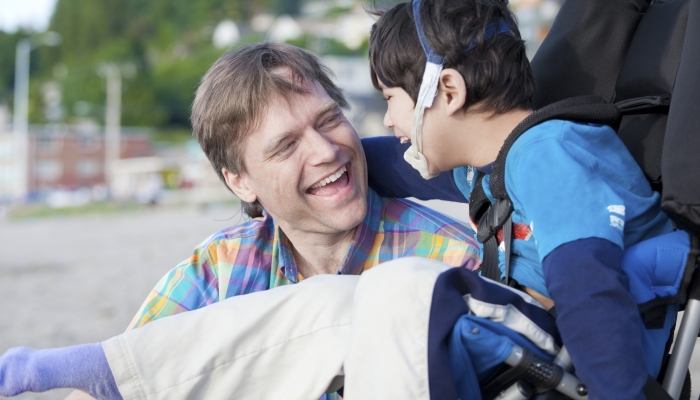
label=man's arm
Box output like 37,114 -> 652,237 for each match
362,136 -> 466,202
126,243 -> 222,330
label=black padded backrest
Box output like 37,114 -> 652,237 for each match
531,0 -> 700,236
662,0 -> 700,236
614,0 -> 690,188
614,0 -> 689,101
530,0 -> 650,108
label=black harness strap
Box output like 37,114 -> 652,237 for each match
469,96 -> 620,284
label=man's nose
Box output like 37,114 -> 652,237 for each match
307,129 -> 339,165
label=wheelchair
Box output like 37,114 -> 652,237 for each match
470,0 -> 700,398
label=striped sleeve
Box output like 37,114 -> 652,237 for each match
126,239 -> 221,330
370,197 -> 481,271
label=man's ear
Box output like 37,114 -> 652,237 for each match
438,68 -> 467,116
222,168 -> 257,203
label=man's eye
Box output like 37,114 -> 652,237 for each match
323,114 -> 342,127
278,140 -> 297,155
384,96 -> 392,101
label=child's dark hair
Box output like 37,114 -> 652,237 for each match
369,0 -> 536,114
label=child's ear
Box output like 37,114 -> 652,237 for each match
222,168 -> 258,203
438,69 -> 467,116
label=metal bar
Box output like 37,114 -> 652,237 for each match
663,299 -> 700,399
553,346 -> 573,372
494,381 -> 533,400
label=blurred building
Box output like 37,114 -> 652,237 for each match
510,0 -> 563,58
0,124 -> 154,203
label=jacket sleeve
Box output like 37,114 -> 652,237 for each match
543,238 -> 649,400
362,136 -> 467,202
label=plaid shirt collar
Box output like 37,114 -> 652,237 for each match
276,189 -> 383,282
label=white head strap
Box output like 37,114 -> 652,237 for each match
405,0 -> 512,179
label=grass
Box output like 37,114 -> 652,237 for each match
149,128 -> 194,145
7,201 -> 144,220
6,196 -> 243,221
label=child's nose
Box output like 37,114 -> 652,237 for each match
383,110 -> 393,129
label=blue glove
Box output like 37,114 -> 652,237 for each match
0,343 -> 122,399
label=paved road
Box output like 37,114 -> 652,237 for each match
1,200 -> 699,399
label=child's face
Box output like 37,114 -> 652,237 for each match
379,83 -> 415,143
378,80 -> 448,176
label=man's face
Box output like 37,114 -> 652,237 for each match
234,81 -> 368,237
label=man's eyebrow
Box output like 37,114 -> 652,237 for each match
262,101 -> 341,157
263,130 -> 295,156
316,100 -> 341,119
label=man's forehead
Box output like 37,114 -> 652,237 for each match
265,85 -> 336,117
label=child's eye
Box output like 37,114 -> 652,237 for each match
384,95 -> 392,101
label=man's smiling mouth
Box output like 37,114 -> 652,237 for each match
310,165 -> 347,189
307,165 -> 350,196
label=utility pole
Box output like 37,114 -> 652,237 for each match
98,62 -> 134,194
102,63 -> 121,178
12,39 -> 30,203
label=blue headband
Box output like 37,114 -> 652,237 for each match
412,0 -> 513,64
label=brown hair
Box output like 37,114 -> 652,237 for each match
369,0 -> 535,115
191,42 -> 348,217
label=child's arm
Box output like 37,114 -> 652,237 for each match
0,344 -> 121,400
361,136 -> 467,202
544,238 -> 650,400
504,122 -> 673,399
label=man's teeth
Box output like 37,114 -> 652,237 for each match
310,166 -> 347,189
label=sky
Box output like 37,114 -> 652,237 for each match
0,0 -> 58,33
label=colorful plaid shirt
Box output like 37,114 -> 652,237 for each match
127,189 -> 481,330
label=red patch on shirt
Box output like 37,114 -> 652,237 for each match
496,222 -> 533,244
470,217 -> 532,244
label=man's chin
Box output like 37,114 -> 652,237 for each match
314,194 -> 368,233
304,165 -> 368,231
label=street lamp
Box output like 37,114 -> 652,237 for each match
12,31 -> 61,203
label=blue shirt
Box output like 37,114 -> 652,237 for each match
452,120 -> 674,296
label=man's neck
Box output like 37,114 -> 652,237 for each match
284,227 -> 357,278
